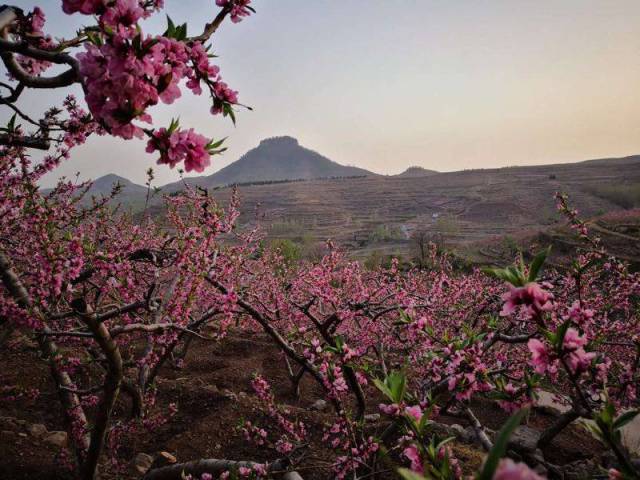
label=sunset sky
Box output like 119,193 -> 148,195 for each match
13,0 -> 640,187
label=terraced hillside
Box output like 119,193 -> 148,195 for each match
144,155 -> 640,259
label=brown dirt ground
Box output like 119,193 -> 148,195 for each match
0,333 -> 603,479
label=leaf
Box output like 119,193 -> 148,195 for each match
372,378 -> 393,402
397,468 -> 426,480
553,320 -> 572,351
7,113 -> 17,132
165,15 -> 176,37
476,409 -> 528,480
528,246 -> 551,282
614,410 -> 639,431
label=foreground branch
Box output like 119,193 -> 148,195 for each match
143,458 -> 289,480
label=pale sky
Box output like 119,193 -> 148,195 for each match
9,1 -> 640,187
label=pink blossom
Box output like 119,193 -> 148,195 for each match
493,459 -> 544,480
501,282 -> 553,318
216,0 -> 253,23
62,0 -> 106,15
379,403 -> 400,416
403,445 -> 423,474
146,127 -> 212,172
404,405 -> 423,422
528,338 -> 552,374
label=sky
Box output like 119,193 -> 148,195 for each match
9,0 -> 640,187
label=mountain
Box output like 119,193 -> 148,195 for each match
163,136 -> 375,191
396,166 -> 439,178
89,174 -> 147,196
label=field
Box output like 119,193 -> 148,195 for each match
144,156 -> 640,261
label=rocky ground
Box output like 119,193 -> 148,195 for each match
1,333 -> 610,479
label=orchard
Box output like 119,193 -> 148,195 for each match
0,2 -> 639,480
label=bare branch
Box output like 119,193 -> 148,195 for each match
190,7 -> 230,43
0,133 -> 50,149
144,457 -> 289,480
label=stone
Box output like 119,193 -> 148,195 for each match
310,399 -> 328,412
0,416 -> 17,428
132,453 -> 154,475
561,459 -> 597,480
44,431 -> 68,448
27,423 -> 48,438
364,413 -> 381,422
461,426 -> 478,444
507,425 -> 540,453
449,423 -> 466,436
202,384 -> 220,395
158,451 -> 177,464
222,390 -> 237,401
283,472 -> 304,480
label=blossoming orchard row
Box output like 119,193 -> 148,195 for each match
1,2 -> 639,480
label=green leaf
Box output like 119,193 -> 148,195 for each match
476,409 -> 528,480
165,15 -> 176,37
613,410 -> 639,431
528,246 -> 551,282
372,378 -> 393,401
7,113 -> 17,131
374,371 -> 407,403
398,468 -> 426,480
553,320 -> 572,351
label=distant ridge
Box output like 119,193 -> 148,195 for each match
163,136 -> 375,191
89,174 -> 147,195
396,166 -> 439,178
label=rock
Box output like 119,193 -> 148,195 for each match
506,425 -> 540,453
0,416 -> 17,428
533,464 -> 548,477
157,451 -> 177,465
283,472 -> 304,480
27,423 -> 48,438
202,384 -> 220,396
461,426 -> 479,444
18,432 -> 27,438
238,391 -> 248,399
561,459 -> 597,480
132,453 -> 154,475
222,389 -> 237,401
310,399 -> 328,412
449,423 -> 466,436
150,451 -> 178,470
364,414 -> 381,422
44,431 -> 68,448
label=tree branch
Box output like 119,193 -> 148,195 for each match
0,133 -> 50,149
144,457 -> 289,480
190,7 -> 230,43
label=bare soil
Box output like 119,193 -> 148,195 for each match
0,333 -> 604,479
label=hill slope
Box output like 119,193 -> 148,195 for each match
164,136 -> 374,191
147,154 -> 640,258
89,174 -> 147,196
396,166 -> 439,177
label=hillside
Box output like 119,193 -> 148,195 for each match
162,136 -> 374,191
396,166 -> 439,177
146,154 -> 640,259
89,174 -> 147,196
85,153 -> 640,261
